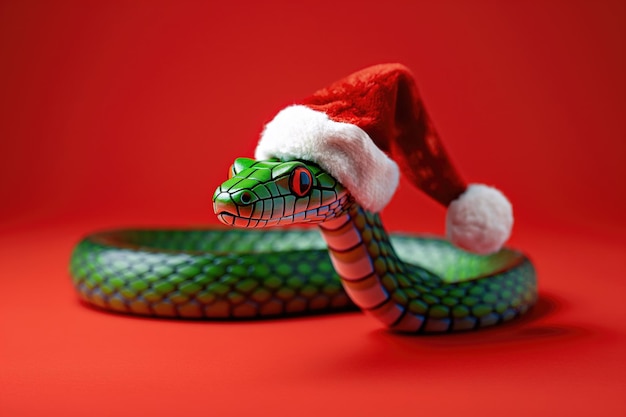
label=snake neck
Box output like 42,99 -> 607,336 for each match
317,203 -> 413,322
318,202 -> 400,277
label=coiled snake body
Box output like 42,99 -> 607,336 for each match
70,158 -> 537,332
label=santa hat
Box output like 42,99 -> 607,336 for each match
255,63 -> 513,254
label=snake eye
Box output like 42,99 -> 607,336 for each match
289,166 -> 313,197
240,191 -> 252,204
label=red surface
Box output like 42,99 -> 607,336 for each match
1,1 -> 625,416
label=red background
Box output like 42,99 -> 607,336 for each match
1,1 -> 624,416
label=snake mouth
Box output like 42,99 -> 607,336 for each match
214,197 -> 287,227
214,197 -> 257,226
217,209 -> 321,228
216,212 -> 236,225
214,197 -> 246,226
217,211 -> 280,228
216,211 -> 268,227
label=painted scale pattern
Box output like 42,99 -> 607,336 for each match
70,229 -> 353,318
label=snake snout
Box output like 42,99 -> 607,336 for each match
213,190 -> 240,225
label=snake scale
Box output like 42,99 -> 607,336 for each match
70,157 -> 537,333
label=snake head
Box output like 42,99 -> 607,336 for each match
213,158 -> 352,227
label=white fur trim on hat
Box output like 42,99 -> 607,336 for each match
255,105 -> 400,212
445,184 -> 513,254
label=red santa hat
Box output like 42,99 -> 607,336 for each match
255,63 -> 513,254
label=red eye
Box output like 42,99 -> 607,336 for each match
289,167 -> 313,197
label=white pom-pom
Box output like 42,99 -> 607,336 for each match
446,184 -> 513,255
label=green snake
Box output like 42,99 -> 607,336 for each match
70,157 -> 537,332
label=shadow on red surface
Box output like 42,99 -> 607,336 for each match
374,292 -> 591,345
